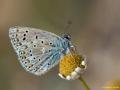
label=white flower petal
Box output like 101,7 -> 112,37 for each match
71,71 -> 80,80
58,73 -> 65,79
66,75 -> 72,80
75,67 -> 81,73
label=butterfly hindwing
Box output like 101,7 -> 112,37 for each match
9,26 -> 65,75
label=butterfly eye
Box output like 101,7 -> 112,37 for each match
63,34 -> 71,40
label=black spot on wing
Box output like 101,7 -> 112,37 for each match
24,34 -> 26,36
26,30 -> 28,33
36,36 -> 38,39
41,41 -> 44,43
23,37 -> 26,40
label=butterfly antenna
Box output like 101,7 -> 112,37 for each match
64,20 -> 72,31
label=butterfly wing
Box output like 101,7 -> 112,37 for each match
9,26 -> 65,76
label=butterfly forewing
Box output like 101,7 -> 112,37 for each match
9,26 -> 65,76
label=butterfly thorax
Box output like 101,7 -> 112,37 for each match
61,34 -> 74,55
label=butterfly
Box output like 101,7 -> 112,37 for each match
9,26 -> 75,76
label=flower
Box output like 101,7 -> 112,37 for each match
58,53 -> 87,80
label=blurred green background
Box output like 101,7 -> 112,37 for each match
0,0 -> 120,90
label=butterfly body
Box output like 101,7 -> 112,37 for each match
9,26 -> 73,76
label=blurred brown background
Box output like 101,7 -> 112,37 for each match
0,0 -> 120,90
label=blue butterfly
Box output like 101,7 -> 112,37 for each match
9,26 -> 74,76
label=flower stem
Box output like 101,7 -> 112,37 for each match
79,76 -> 90,90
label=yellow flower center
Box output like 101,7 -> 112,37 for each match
59,53 -> 85,77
